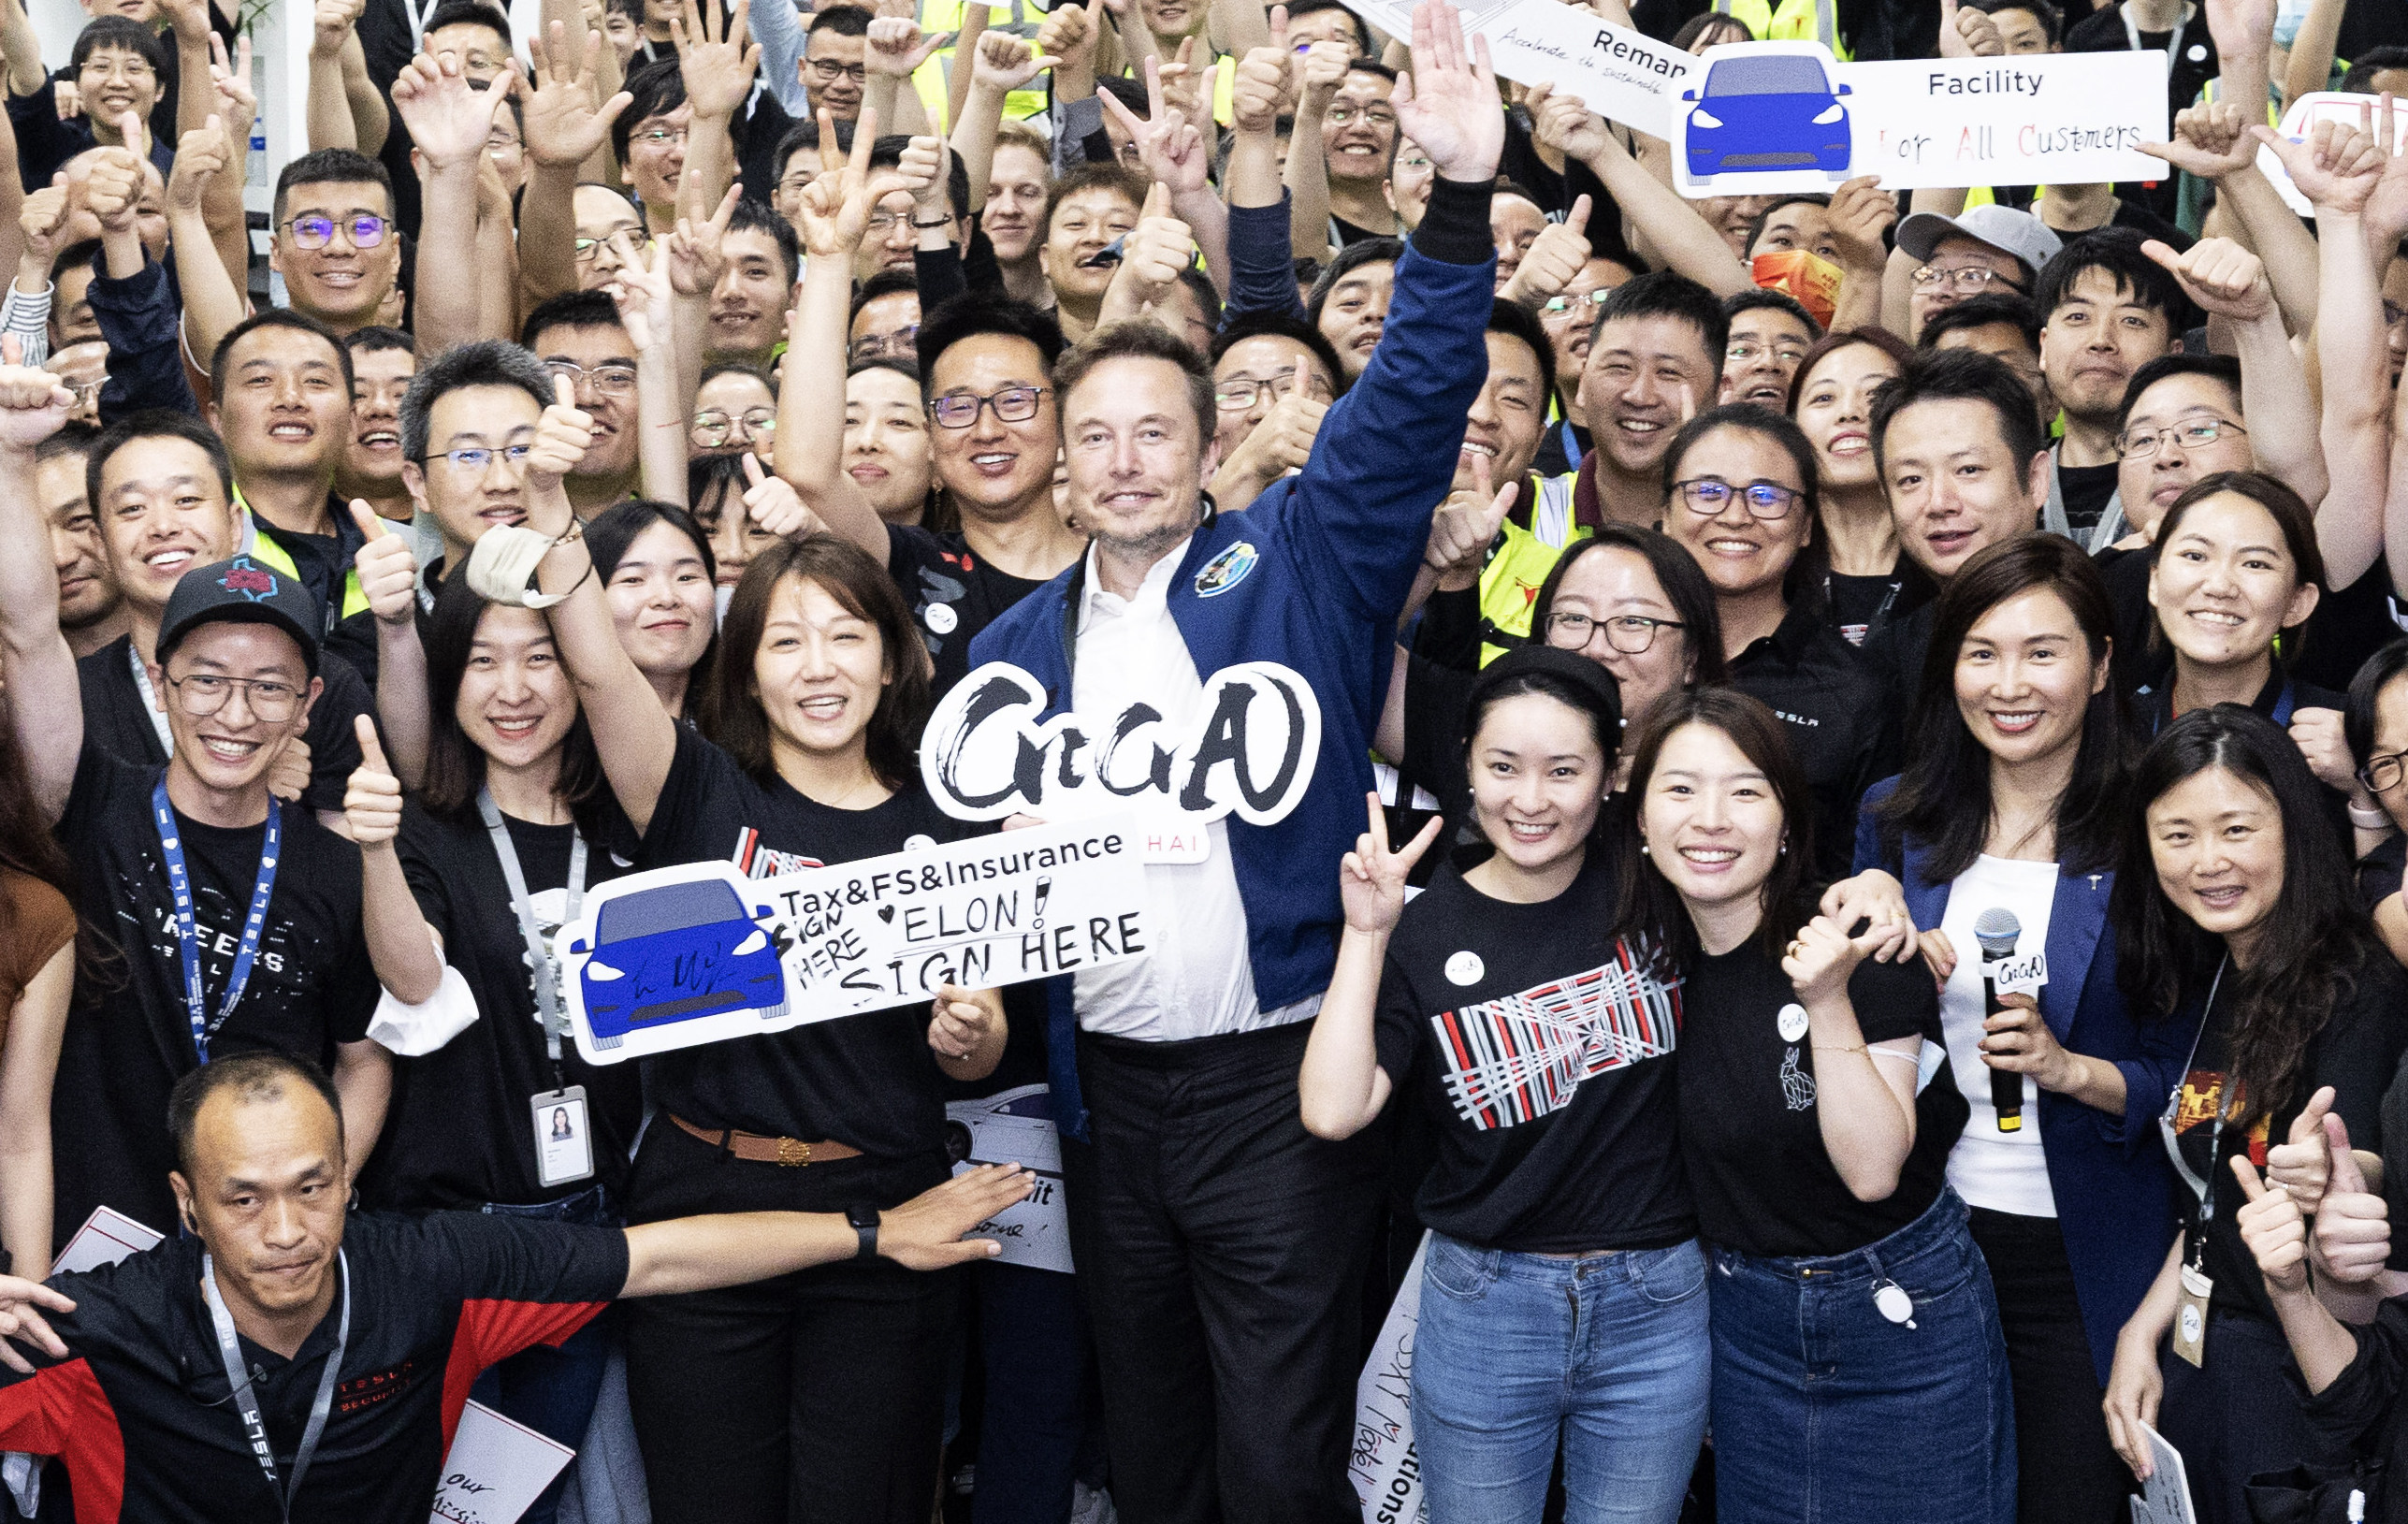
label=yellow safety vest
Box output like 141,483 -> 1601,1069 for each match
239,498 -> 370,624
912,0 -> 1052,130
1710,0 -> 1850,58
1475,472 -> 1587,665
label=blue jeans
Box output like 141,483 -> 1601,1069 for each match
1411,1235 -> 1710,1524
471,1185 -> 619,1524
1707,1189 -> 2014,1524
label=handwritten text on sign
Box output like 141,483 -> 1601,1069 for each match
1342,0 -> 1699,138
557,819 -> 1150,1065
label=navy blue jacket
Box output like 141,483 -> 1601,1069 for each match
969,179 -> 1496,1140
1856,777 -> 2204,1383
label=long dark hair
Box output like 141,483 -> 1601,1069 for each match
700,535 -> 932,792
2112,705 -> 2379,1122
2149,471 -> 2327,663
1530,525 -> 1729,689
1876,534 -> 2131,879
418,574 -> 610,835
585,499 -> 721,710
1615,687 -> 1819,977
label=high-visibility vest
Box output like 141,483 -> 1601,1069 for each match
239,501 -> 370,626
1710,0 -> 1850,59
911,0 -> 1052,129
1476,472 -> 1586,665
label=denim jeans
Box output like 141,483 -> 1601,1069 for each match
1707,1189 -> 2014,1524
471,1184 -> 619,1524
1411,1234 -> 1710,1524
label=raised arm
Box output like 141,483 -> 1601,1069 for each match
0,0 -> 47,101
1299,794 -> 1435,1139
2235,1150 -> 2363,1392
1527,81 -> 1748,298
392,50 -> 513,359
950,31 -> 1057,219
519,22 -> 632,309
0,351 -> 79,822
350,501 -> 430,788
1283,40 -> 1345,260
862,16 -> 941,144
162,123 -> 244,368
1100,55 -> 1229,295
661,183 -> 738,445
671,0 -> 754,225
1786,919 -> 1921,1202
310,0 -> 367,149
604,236 -> 688,505
2146,100 -> 2321,336
341,713 -> 444,1004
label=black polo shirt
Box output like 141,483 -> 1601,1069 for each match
0,1212 -> 627,1523
1727,601 -> 1899,882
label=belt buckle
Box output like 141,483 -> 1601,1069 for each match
775,1137 -> 813,1167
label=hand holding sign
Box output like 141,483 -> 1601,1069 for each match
2141,237 -> 2273,325
1939,0 -> 2006,59
926,982 -> 995,1062
2233,1153 -> 2312,1295
2312,1111 -> 2392,1285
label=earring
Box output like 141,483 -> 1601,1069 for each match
1779,842 -> 1788,856
1639,842 -> 1649,855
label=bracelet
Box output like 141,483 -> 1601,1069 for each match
910,214 -> 951,228
1810,1042 -> 1865,1054
2348,802 -> 2394,831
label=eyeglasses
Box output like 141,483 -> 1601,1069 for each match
692,408 -> 776,445
282,213 -> 391,250
2114,418 -> 2246,460
849,327 -> 920,362
1724,341 -> 1808,368
573,231 -> 644,263
1540,288 -> 1611,322
1672,477 -> 1804,520
78,55 -> 155,81
776,174 -> 818,197
485,128 -> 521,153
1911,264 -> 2024,293
1213,370 -> 1326,410
421,443 -> 535,475
930,385 -> 1049,428
863,210 -> 920,235
634,126 -> 689,149
1393,152 -> 1432,175
544,359 -> 640,397
2361,751 -> 2408,795
807,57 -> 868,82
164,671 -> 302,723
1324,104 -> 1396,128
1544,611 -> 1683,655
59,377 -> 103,404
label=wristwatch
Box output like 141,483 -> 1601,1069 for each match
847,1203 -> 880,1262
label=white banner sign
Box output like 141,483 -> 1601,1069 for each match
557,818 -> 1151,1064
1346,0 -> 1701,138
431,1401 -> 575,1524
1352,1235 -> 1429,1524
946,1084 -> 1073,1274
2257,93 -> 2408,216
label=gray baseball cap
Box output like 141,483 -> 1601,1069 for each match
1895,204 -> 2064,286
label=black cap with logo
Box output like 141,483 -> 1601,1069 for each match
155,556 -> 324,676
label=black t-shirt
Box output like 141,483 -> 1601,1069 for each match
1371,849 -> 1690,1254
1678,936 -> 1966,1258
1823,563 -> 1929,649
1727,602 -> 1900,882
2174,954 -> 2408,1323
2096,542 -> 2175,700
2358,832 -> 2405,915
0,1212 -> 628,1523
887,524 -> 1051,699
636,725 -> 985,1156
77,634 -> 375,815
2058,459 -> 2122,540
2297,562 -> 2408,696
356,802 -> 646,1212
51,748 -> 378,1246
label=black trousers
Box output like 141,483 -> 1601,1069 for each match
1968,1208 -> 2134,1524
2159,1305 -> 2344,1524
620,1120 -> 957,1524
1066,1022 -> 1385,1524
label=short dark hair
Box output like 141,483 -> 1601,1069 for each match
1042,162 -> 1145,239
343,324 -> 415,360
1530,525 -> 1728,689
2343,46 -> 2408,94
1869,347 -> 2043,481
423,0 -> 512,44
703,534 -> 929,790
698,358 -> 777,399
773,116 -> 854,183
522,289 -> 628,352
419,573 -> 609,830
1742,194 -> 1830,255
1918,290 -> 2041,351
210,309 -> 355,411
614,58 -> 687,167
273,148 -> 394,225
1284,0 -> 1372,53
2347,637 -> 2408,774
88,410 -> 233,519
2034,226 -> 2186,327
1662,401 -> 1820,512
35,420 -> 99,469
1209,311 -> 1347,398
1789,326 -> 1913,414
1723,286 -> 1822,340
1055,321 -> 1216,449
167,1052 -> 345,1178
1344,59 -> 1398,84
1305,236 -> 1402,326
399,339 -> 555,462
1487,297 -> 1556,424
2114,352 -> 2240,433
723,196 -> 802,287
916,292 -> 1065,387
1671,10 -> 1752,48
1593,269 -> 1730,374
808,4 -> 872,37
70,16 -> 167,80
1967,0 -> 2063,44
868,135 -> 969,221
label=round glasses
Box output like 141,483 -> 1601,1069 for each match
1544,611 -> 1683,656
282,213 -> 390,251
1672,477 -> 1804,520
165,671 -> 302,723
693,408 -> 776,446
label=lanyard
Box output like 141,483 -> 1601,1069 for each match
199,1249 -> 348,1523
152,779 -> 281,1065
405,0 -> 443,54
2270,680 -> 2297,727
2119,1 -> 2189,61
477,790 -> 586,1077
2160,956 -> 2228,1255
130,644 -> 173,755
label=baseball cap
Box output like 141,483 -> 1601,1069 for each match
1895,205 -> 2064,287
155,556 -> 324,677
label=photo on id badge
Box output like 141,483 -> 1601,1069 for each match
533,1088 -> 592,1187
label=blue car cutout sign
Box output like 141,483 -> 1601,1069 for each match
1681,49 -> 1852,185
570,874 -> 788,1052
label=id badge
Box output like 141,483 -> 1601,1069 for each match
532,1087 -> 594,1188
2171,1263 -> 2212,1369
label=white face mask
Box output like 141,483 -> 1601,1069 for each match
2272,0 -> 2311,47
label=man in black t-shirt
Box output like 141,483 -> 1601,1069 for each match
2035,229 -> 2184,548
0,1052 -> 1029,1524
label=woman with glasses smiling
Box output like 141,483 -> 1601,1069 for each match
689,363 -> 777,461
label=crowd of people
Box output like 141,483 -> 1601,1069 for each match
0,0 -> 2401,1517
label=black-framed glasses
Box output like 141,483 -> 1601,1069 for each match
2361,751 -> 2408,795
421,443 -> 535,475
1673,477 -> 1803,520
2115,418 -> 2246,460
1910,264 -> 2024,294
1544,611 -> 1683,655
1214,370 -> 1327,410
164,671 -> 302,722
573,232 -> 644,263
282,213 -> 390,250
806,57 -> 868,82
544,359 -> 640,397
849,327 -> 920,362
930,385 -> 1049,428
692,408 -> 776,445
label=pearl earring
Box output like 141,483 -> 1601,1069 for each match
1639,842 -> 1649,855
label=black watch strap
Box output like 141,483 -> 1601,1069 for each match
847,1203 -> 879,1262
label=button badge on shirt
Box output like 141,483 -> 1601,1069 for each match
1444,951 -> 1485,986
1777,1003 -> 1809,1042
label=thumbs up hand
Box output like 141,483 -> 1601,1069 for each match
343,713 -> 404,848
2266,1085 -> 2340,1215
2233,1152 -> 2312,1294
351,499 -> 420,628
2312,1111 -> 2393,1285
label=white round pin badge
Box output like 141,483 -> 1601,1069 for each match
1777,1003 -> 1810,1043
904,835 -> 936,852
2186,42 -> 2207,60
924,602 -> 960,635
1445,951 -> 1485,986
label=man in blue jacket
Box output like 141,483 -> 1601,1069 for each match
942,6 -> 1501,1517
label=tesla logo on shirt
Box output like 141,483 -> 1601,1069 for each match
921,660 -> 1323,825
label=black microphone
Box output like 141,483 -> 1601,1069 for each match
1973,907 -> 2024,1134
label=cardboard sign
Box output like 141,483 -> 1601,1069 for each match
2126,1420 -> 2198,1524
2256,93 -> 2408,216
1344,0 -> 1701,138
946,1084 -> 1073,1274
1351,1235 -> 1429,1524
52,1207 -> 163,1275
1670,41 -> 2169,195
556,819 -> 1151,1064
431,1401 -> 575,1524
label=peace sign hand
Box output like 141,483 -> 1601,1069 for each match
1340,791 -> 1442,936
792,108 -> 913,258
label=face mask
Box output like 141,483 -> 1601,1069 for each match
2272,0 -> 2310,48
1751,248 -> 1842,329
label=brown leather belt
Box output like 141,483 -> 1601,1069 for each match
670,1112 -> 862,1167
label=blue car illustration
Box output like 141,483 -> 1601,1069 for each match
571,878 -> 787,1049
1682,52 -> 1852,181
